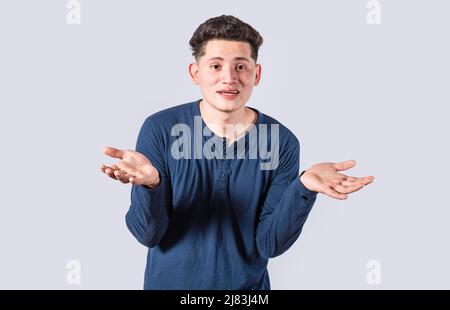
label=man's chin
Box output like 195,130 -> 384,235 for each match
208,97 -> 246,112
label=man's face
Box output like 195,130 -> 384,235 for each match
189,39 -> 262,113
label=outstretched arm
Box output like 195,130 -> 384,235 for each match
255,138 -> 375,259
101,118 -> 171,248
255,138 -> 317,259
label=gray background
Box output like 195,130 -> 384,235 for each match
0,0 -> 448,289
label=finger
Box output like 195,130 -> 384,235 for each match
345,176 -> 375,182
104,168 -> 118,180
341,180 -> 367,187
333,160 -> 356,172
328,173 -> 346,184
340,175 -> 374,186
334,175 -> 357,183
341,178 -> 373,187
119,170 -> 134,184
100,164 -> 107,173
103,147 -> 125,159
345,185 -> 366,194
333,184 -> 365,194
101,164 -> 117,174
351,176 -> 375,182
323,187 -> 347,200
114,170 -> 131,184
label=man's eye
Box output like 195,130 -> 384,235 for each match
236,64 -> 246,70
210,64 -> 221,70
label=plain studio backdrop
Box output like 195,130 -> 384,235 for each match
0,0 -> 448,289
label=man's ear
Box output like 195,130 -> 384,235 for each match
254,63 -> 262,86
189,63 -> 200,85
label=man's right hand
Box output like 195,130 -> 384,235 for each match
101,147 -> 160,188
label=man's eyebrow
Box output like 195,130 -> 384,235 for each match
234,57 -> 251,62
207,57 -> 251,62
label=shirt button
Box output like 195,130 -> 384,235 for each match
219,173 -> 225,178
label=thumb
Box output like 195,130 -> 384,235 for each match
333,160 -> 356,172
103,146 -> 125,159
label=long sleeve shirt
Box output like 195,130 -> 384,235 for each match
125,99 -> 318,289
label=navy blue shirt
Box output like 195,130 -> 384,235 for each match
125,99 -> 318,289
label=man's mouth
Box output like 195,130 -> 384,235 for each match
217,90 -> 240,100
217,89 -> 240,95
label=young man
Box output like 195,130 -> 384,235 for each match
101,15 -> 374,289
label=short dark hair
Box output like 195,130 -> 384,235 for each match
189,15 -> 263,63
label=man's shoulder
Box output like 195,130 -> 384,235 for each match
137,100 -> 198,139
258,110 -> 299,147
145,100 -> 197,124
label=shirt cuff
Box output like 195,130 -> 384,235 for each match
298,176 -> 318,200
139,177 -> 171,201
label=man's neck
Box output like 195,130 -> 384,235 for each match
199,99 -> 258,145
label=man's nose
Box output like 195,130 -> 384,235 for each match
220,65 -> 238,83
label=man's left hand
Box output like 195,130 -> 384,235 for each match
300,160 -> 374,200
